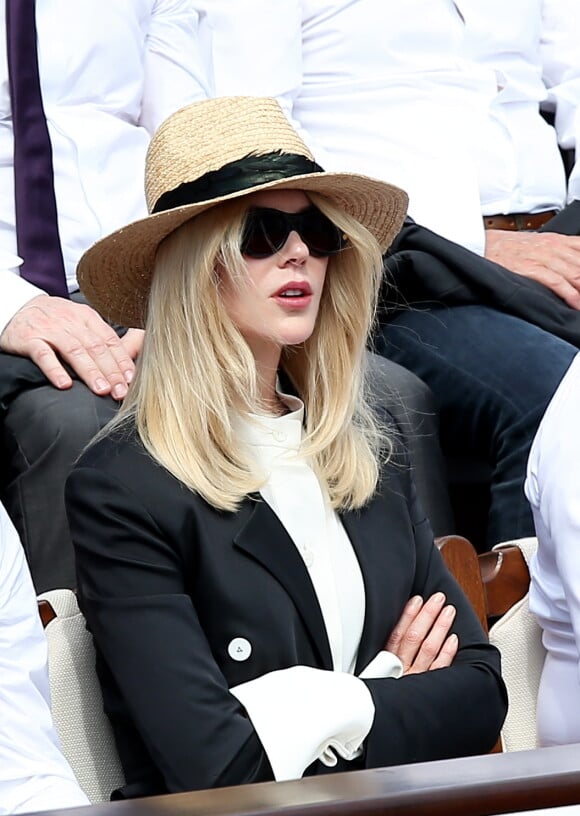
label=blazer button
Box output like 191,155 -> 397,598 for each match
228,637 -> 252,661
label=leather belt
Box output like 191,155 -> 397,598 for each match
483,211 -> 558,231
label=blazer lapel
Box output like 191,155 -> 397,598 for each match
343,489 -> 414,676
342,509 -> 387,674
234,498 -> 333,669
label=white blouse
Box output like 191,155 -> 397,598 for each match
229,395 -> 402,781
236,394 -> 365,673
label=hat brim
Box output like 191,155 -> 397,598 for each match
78,171 -> 408,328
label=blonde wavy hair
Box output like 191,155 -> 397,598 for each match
112,191 -> 390,511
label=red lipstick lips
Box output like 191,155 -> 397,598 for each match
274,281 -> 313,297
273,280 -> 313,309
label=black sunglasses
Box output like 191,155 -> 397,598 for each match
240,206 -> 347,258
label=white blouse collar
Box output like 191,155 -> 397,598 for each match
234,389 -> 304,458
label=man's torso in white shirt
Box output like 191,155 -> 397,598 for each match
0,0 -> 209,330
204,0 -> 580,255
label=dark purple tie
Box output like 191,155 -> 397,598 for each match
6,0 -> 69,297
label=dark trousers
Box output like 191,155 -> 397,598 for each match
0,293 -> 120,592
378,202 -> 580,548
378,305 -> 577,547
1,378 -> 118,591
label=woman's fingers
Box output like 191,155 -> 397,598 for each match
385,594 -> 424,653
386,593 -> 459,674
405,605 -> 457,674
392,592 -> 446,669
428,633 -> 459,671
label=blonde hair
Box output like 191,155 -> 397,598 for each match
112,192 -> 389,511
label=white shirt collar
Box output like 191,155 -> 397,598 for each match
234,390 -> 305,462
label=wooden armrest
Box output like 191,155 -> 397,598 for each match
480,546 -> 530,619
436,535 -> 488,632
436,536 -> 531,632
38,598 -> 57,628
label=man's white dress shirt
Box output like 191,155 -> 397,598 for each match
526,353 -> 580,746
201,0 -> 580,256
231,397 -> 402,780
462,0 -> 580,217
0,0 -> 209,333
0,504 -> 89,813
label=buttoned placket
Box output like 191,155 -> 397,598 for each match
235,397 -> 365,674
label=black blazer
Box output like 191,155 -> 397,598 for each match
65,423 -> 507,800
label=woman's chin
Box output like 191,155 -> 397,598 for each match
277,317 -> 317,347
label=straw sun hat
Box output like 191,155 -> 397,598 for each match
78,96 -> 408,328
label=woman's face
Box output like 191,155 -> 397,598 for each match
221,189 -> 330,371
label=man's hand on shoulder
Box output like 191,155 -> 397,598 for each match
0,295 -> 143,397
484,229 -> 580,310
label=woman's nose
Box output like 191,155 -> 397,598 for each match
280,230 -> 309,264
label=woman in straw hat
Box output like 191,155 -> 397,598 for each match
65,97 -> 506,798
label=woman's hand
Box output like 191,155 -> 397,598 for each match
386,593 -> 458,675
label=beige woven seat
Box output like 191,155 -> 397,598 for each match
488,537 -> 546,752
37,588 -> 125,804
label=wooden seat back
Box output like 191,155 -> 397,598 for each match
436,535 -> 530,634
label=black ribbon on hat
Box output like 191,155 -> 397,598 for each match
152,151 -> 325,214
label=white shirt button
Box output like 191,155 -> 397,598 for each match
303,548 -> 314,568
228,637 -> 252,661
273,430 -> 286,443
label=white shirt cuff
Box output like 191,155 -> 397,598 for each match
230,665 -> 375,781
359,650 -> 404,680
0,265 -> 47,337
